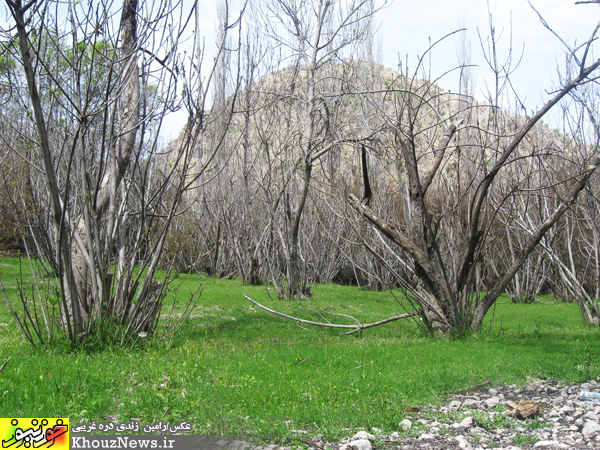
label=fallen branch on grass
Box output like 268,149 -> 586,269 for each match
0,357 -> 11,375
243,295 -> 419,334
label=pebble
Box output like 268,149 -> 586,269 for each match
581,419 -> 600,439
449,400 -> 462,410
484,396 -> 501,408
532,441 -> 561,448
340,438 -> 371,450
399,419 -> 412,430
350,431 -> 375,442
459,416 -> 474,428
462,398 -> 481,409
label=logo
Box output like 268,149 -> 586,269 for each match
1,419 -> 69,449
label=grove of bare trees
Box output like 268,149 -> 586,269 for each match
1,0 -> 600,343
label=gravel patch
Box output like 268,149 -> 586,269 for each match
233,377 -> 600,450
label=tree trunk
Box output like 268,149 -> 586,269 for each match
70,0 -> 140,325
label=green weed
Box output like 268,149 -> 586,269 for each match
511,432 -> 538,445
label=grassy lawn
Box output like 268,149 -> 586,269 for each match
0,256 -> 599,443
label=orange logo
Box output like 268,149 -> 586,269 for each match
1,418 -> 69,449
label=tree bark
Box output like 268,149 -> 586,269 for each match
70,0 -> 140,319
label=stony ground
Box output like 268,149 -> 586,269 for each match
218,377 -> 600,450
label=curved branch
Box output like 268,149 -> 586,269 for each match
244,295 -> 418,334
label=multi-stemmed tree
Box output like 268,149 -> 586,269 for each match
347,22 -> 600,335
2,0 -> 240,346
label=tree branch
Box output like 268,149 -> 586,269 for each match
458,58 -> 600,289
0,357 -> 11,375
421,122 -> 459,194
244,295 -> 418,334
472,157 -> 600,327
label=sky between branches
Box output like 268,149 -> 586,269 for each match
185,0 -> 600,139
2,0 -> 597,138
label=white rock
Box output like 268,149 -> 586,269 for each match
459,416 -> 474,428
344,439 -> 372,450
462,399 -> 480,409
455,435 -> 471,449
449,400 -> 462,409
484,396 -> 500,409
399,419 -> 412,430
351,431 -> 375,442
331,379 -> 600,450
533,440 -> 560,448
582,420 -> 600,439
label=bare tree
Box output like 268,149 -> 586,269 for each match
247,0 -> 380,298
347,20 -> 600,335
1,0 -> 240,346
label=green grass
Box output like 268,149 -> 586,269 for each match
0,256 -> 599,443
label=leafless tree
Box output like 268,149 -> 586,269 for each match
1,0 -> 240,346
245,0 -> 380,298
346,19 -> 600,335
512,79 -> 600,323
